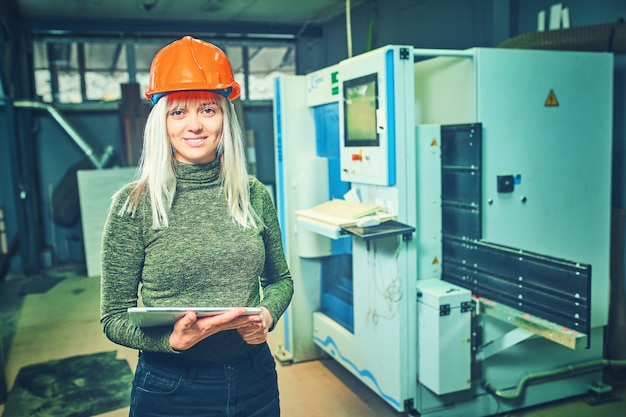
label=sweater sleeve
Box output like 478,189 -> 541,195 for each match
251,179 -> 294,330
99,187 -> 178,353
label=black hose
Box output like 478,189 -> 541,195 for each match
499,21 -> 626,53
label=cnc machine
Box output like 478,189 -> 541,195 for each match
273,45 -> 612,416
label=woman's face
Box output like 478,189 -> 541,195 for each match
166,93 -> 224,164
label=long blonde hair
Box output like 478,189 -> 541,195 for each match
118,91 -> 257,230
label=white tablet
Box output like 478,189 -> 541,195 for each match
127,306 -> 263,327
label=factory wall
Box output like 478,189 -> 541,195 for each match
35,110 -> 124,267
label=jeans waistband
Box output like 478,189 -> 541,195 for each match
140,343 -> 266,371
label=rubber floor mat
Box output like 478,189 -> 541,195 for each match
2,351 -> 132,417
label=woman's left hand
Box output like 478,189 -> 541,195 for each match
238,307 -> 273,344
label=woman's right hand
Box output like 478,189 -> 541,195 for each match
169,308 -> 262,351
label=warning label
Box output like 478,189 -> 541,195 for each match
545,89 -> 559,107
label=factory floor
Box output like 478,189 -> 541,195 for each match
0,267 -> 624,417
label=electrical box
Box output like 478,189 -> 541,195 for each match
416,279 -> 472,395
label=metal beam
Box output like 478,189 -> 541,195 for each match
11,17 -> 323,39
11,100 -> 115,169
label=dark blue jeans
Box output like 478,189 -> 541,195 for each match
129,343 -> 280,417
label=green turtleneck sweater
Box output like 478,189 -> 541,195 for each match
100,160 -> 293,362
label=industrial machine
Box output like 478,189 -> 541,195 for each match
273,45 -> 613,415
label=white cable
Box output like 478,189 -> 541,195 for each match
346,0 -> 353,58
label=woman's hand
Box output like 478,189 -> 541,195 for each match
237,307 -> 274,345
169,308 -> 261,351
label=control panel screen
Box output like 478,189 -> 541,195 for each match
343,73 -> 379,147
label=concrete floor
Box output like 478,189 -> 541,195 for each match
0,268 -> 624,417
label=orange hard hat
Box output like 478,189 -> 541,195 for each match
145,36 -> 241,104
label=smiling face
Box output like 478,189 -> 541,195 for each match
166,92 -> 224,165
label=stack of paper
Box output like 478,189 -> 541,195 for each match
296,199 -> 394,228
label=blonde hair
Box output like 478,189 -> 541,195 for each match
118,91 -> 257,230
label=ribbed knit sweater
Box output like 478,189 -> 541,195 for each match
100,159 -> 293,362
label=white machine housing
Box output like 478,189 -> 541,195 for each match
273,45 -> 613,416
416,279 -> 472,395
314,45 -> 418,411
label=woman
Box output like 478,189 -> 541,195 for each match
100,36 -> 293,417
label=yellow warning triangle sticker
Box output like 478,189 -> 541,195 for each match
432,256 -> 440,265
430,138 -> 439,147
545,89 -> 559,107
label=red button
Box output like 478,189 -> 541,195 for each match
351,153 -> 362,161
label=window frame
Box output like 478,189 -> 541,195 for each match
32,35 -> 296,107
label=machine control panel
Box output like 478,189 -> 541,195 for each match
338,45 -> 413,186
